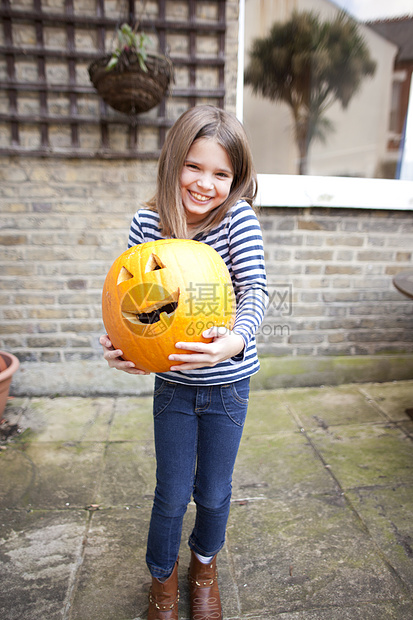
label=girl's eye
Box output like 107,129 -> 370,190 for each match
186,163 -> 199,170
217,172 -> 230,178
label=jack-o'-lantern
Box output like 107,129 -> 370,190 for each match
102,239 -> 236,372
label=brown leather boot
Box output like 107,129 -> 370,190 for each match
188,550 -> 222,620
148,558 -> 179,620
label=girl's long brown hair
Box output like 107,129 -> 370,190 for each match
145,105 -> 257,239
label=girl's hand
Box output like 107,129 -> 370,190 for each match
168,327 -> 245,371
99,334 -> 150,375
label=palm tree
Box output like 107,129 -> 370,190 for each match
244,11 -> 376,174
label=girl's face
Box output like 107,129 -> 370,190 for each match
180,138 -> 234,228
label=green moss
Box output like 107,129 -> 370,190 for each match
252,355 -> 413,390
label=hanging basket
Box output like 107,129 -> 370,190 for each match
88,51 -> 173,115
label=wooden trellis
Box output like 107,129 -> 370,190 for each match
0,0 -> 227,158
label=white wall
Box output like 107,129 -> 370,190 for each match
243,0 -> 397,177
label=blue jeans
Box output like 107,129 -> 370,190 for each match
146,375 -> 250,579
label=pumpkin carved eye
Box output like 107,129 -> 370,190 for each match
145,253 -> 165,272
117,267 -> 133,285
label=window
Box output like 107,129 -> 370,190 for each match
239,0 -> 413,209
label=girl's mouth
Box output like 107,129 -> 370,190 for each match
188,190 -> 212,203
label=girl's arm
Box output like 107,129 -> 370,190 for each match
169,204 -> 268,371
228,206 -> 268,354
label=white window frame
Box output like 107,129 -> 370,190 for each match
237,0 -> 413,212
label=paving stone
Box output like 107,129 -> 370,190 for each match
347,485 -> 413,595
0,445 -> 36,507
280,385 -> 386,429
399,419 -> 413,438
2,396 -> 28,413
0,442 -> 105,509
1,397 -> 27,425
0,509 -> 87,620
243,391 -> 300,435
226,496 -> 409,617
69,504 -> 214,620
108,396 -> 154,442
361,382 -> 413,422
307,424 -> 413,490
261,601 -> 413,619
19,397 -> 114,442
97,441 -> 156,507
69,507 -> 151,620
234,431 -> 337,500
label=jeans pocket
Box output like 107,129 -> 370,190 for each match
153,378 -> 176,417
220,379 -> 250,427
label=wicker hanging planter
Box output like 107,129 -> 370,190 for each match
88,50 -> 173,115
88,24 -> 174,115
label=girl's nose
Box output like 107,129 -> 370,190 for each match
197,174 -> 214,190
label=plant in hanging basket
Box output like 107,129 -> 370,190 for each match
88,24 -> 174,115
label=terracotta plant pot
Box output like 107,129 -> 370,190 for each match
0,351 -> 20,418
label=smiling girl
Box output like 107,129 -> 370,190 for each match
100,105 -> 268,619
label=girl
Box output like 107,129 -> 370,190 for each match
100,105 -> 268,620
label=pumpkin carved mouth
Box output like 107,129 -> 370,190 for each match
134,301 -> 178,324
122,290 -> 179,325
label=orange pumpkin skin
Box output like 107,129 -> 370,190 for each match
102,239 -> 236,372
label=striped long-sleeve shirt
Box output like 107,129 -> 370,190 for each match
128,200 -> 268,385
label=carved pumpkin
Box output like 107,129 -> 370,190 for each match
102,239 -> 236,372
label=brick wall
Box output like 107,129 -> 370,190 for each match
0,157 -> 157,362
1,183 -> 413,362
258,207 -> 413,357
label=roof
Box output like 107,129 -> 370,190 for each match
367,16 -> 413,63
